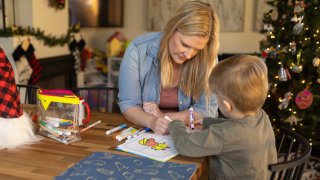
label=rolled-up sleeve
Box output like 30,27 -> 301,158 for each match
118,43 -> 142,113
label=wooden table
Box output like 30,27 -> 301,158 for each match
0,105 -> 206,179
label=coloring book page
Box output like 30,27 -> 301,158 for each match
117,133 -> 178,162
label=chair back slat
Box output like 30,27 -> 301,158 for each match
284,139 -> 294,162
17,84 -> 40,104
269,127 -> 312,180
277,134 -> 286,155
67,86 -> 119,113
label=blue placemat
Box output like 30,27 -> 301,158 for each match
55,152 -> 197,180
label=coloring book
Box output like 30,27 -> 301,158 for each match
117,133 -> 179,162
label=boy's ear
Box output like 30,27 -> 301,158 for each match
222,99 -> 232,112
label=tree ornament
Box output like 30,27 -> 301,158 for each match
290,41 -> 297,54
278,92 -> 293,110
264,24 -> 274,32
293,22 -> 303,35
291,15 -> 298,22
292,65 -> 303,73
292,50 -> 303,73
293,16 -> 304,35
282,14 -> 286,19
284,115 -> 302,125
269,47 -> 277,58
278,66 -> 288,81
294,1 -> 306,13
271,9 -> 279,21
262,51 -> 268,58
295,84 -> 313,109
287,0 -> 293,6
312,57 -> 320,67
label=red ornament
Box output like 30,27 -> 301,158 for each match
262,51 -> 268,58
295,89 -> 313,109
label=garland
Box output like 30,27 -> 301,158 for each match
0,25 -> 80,47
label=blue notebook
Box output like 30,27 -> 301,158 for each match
55,152 -> 197,180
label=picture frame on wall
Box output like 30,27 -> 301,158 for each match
253,0 -> 271,32
147,0 -> 245,32
69,0 -> 124,28
0,0 -> 15,29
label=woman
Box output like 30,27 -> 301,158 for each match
118,1 -> 220,134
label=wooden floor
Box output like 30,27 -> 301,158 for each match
0,105 -> 207,179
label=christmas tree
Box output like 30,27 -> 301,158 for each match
260,0 -> 320,149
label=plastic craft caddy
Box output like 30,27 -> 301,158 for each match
37,89 -> 90,144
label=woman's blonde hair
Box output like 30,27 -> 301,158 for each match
158,1 -> 220,101
209,55 -> 269,113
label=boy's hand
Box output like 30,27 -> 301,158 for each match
194,117 -> 204,125
150,116 -> 170,135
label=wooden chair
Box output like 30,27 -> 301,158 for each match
269,127 -> 312,180
16,84 -> 40,104
67,86 -> 120,113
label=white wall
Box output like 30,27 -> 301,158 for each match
1,0 -> 265,60
82,0 -> 265,54
1,0 -> 70,59
31,0 -> 70,58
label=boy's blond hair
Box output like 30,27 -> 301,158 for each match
209,55 -> 268,113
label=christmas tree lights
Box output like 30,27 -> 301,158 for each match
260,0 -> 320,147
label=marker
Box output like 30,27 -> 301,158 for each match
133,127 -> 150,138
189,107 -> 195,130
115,127 -> 134,139
39,121 -> 63,135
117,128 -> 137,141
106,124 -> 127,135
127,127 -> 144,140
80,120 -> 101,133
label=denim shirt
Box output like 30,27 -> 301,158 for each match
118,32 -> 218,117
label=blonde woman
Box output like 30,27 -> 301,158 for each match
118,1 -> 220,134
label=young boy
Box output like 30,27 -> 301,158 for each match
168,55 -> 277,179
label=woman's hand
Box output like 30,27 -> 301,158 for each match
143,102 -> 164,118
150,116 -> 170,135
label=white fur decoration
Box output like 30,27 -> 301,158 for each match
0,112 -> 42,149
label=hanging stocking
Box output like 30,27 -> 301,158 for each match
78,39 -> 88,71
25,44 -> 42,84
12,45 -> 32,84
12,45 -> 25,61
15,56 -> 33,84
69,39 -> 81,73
